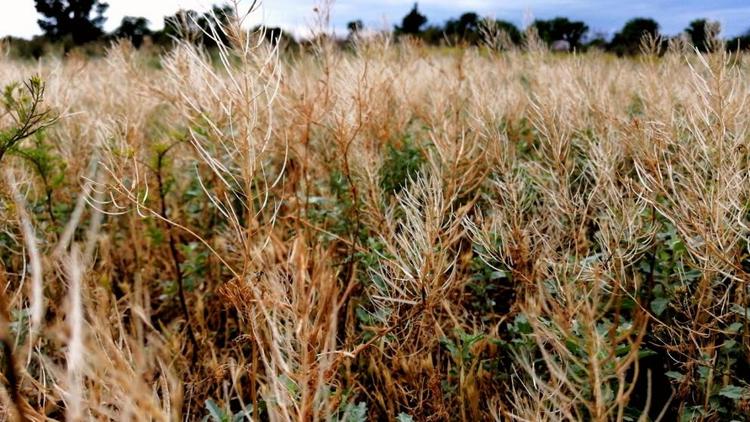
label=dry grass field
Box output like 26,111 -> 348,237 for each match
0,6 -> 749,421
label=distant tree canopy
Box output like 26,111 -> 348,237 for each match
254,26 -> 293,46
159,5 -> 236,47
492,20 -> 522,45
609,18 -> 660,55
34,0 -> 109,45
200,4 -> 236,46
532,17 -> 588,50
444,12 -> 480,43
727,29 -> 750,51
393,5 -> 522,47
154,9 -> 198,43
685,19 -> 720,51
347,20 -> 364,35
113,16 -> 151,48
584,31 -> 608,50
396,3 -> 428,35
444,15 -> 522,46
11,0 -> 750,57
156,7 -> 294,49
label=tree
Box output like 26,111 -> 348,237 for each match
2,36 -> 49,59
727,28 -> 750,51
152,6 -> 235,48
473,19 -> 521,50
197,4 -> 236,47
609,18 -> 660,56
34,0 -> 109,45
396,3 -> 427,35
347,20 -> 364,35
255,26 -> 294,47
113,16 -> 151,48
532,17 -> 588,50
421,25 -> 444,45
445,12 -> 480,43
685,19 -> 720,52
492,20 -> 522,45
152,9 -> 201,45
585,31 -> 608,51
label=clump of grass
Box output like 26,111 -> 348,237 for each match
0,3 -> 748,420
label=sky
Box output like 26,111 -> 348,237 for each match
2,0 -> 750,40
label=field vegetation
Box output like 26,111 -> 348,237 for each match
0,2 -> 750,421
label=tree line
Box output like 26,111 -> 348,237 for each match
389,4 -> 750,54
4,0 -> 750,58
5,1 -> 288,58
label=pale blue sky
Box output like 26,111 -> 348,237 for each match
2,0 -> 749,39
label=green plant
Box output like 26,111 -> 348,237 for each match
12,134 -> 65,222
0,76 -> 56,163
379,136 -> 426,196
203,399 -> 255,422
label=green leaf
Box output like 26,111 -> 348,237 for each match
727,322 -> 744,334
511,314 -> 532,334
718,385 -> 746,400
637,348 -> 657,359
680,406 -> 704,422
565,338 -> 582,355
355,306 -> 374,325
440,337 -> 459,358
489,270 -> 507,280
460,332 -> 484,348
397,413 -> 415,422
280,374 -> 299,396
205,399 -> 227,422
650,297 -> 669,316
730,304 -> 750,319
722,339 -> 738,351
233,404 -> 254,422
343,401 -> 367,422
665,371 -> 684,381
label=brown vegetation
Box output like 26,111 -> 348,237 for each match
0,4 -> 749,421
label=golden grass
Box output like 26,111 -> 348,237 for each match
0,4 -> 749,421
